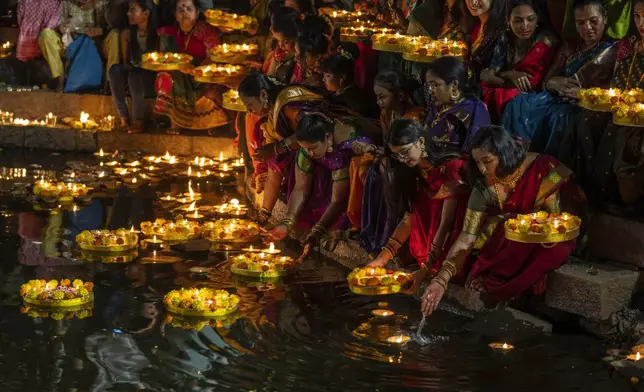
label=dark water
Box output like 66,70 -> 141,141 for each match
0,151 -> 629,392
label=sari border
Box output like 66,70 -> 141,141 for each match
265,86 -> 325,143
534,163 -> 572,209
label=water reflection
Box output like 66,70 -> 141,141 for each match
0,154 -> 624,392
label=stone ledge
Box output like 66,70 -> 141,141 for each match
545,261 -> 640,321
0,91 -> 118,118
0,125 -> 237,155
445,283 -> 485,312
588,213 -> 644,267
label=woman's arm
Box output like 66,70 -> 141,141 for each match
120,29 -> 130,65
480,68 -> 506,87
285,161 -> 313,223
368,213 -> 412,267
427,198 -> 458,262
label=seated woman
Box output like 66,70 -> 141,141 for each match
501,0 -> 613,155
322,43 -> 378,118
367,57 -> 489,271
154,0 -> 228,134
291,15 -> 333,88
265,113 -> 377,258
579,0 -> 644,204
480,0 -> 558,120
418,126 -> 586,316
467,0 -> 509,85
264,6 -> 299,84
109,0 -> 158,134
346,70 -> 425,252
238,72 -> 354,225
246,6 -> 300,192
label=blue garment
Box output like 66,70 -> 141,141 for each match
64,35 -> 103,93
501,41 -> 613,154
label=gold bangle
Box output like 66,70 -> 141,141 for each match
281,218 -> 296,234
431,276 -> 448,291
312,224 -> 328,235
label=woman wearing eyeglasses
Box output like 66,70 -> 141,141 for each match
367,57 -> 489,284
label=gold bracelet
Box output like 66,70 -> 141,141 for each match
312,224 -> 328,235
281,218 -> 296,234
431,276 -> 448,291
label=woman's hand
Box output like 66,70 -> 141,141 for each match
253,143 -> 277,160
545,76 -> 569,95
263,224 -> 289,241
352,141 -> 374,155
420,280 -> 446,315
504,71 -> 532,92
367,250 -> 392,268
480,68 -> 497,83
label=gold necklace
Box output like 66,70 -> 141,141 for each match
492,166 -> 525,209
626,41 -> 644,90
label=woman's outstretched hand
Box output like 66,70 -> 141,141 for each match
420,280 -> 446,316
263,224 -> 289,242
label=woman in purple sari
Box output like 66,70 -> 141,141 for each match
239,73 -> 356,225
265,113 -> 377,259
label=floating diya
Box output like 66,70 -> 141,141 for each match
627,352 -> 643,361
144,235 -> 164,249
371,309 -> 395,317
386,334 -> 411,345
241,244 -> 260,253
183,181 -> 202,198
489,342 -> 515,350
262,242 -> 281,255
214,198 -> 249,216
93,148 -> 110,157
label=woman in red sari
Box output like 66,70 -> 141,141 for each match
154,0 -> 228,134
419,125 -> 586,315
366,119 -> 470,276
480,0 -> 558,120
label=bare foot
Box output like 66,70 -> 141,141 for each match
466,277 -> 487,293
128,120 -> 144,134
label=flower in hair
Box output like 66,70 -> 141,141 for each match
337,46 -> 353,60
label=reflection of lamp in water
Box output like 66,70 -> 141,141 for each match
145,235 -> 163,249
386,334 -> 410,344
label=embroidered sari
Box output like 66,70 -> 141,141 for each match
346,105 -> 425,243
425,97 -> 490,152
287,120 -> 375,229
154,21 -> 229,130
481,30 -> 557,120
409,159 -> 469,268
501,40 -> 615,154
470,21 -> 504,85
590,36 -> 644,203
463,155 -> 586,300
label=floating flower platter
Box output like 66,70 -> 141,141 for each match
347,267 -> 411,296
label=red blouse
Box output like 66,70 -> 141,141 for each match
157,20 -> 220,58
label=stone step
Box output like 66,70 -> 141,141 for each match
0,91 -> 155,119
587,212 -> 644,267
545,260 -> 640,321
0,124 -> 237,156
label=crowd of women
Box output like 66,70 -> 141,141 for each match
94,0 -> 644,316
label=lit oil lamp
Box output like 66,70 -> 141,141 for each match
262,242 -> 281,255
129,225 -> 141,234
386,334 -> 411,345
144,235 -> 164,249
627,352 -> 642,361
45,112 -> 57,127
241,244 -> 260,253
183,181 -> 202,199
489,342 -> 514,350
371,309 -> 395,318
186,208 -> 204,220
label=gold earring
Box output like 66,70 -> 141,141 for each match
450,92 -> 460,103
421,144 -> 428,158
326,140 -> 333,153
261,97 -> 269,108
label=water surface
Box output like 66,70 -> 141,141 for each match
0,151 -> 627,392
